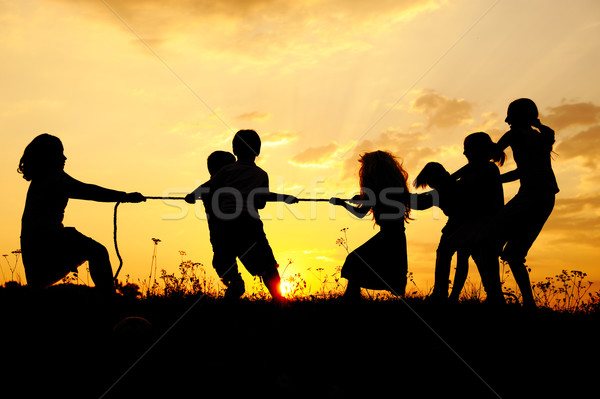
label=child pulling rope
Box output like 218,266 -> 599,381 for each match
112,196 -> 357,282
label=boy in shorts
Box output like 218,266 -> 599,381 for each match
187,130 -> 297,301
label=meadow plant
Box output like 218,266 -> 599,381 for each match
498,261 -> 521,305
583,291 -> 600,313
495,264 -> 596,312
2,249 -> 22,283
248,276 -> 271,301
336,228 -> 350,253
4,229 -> 599,315
306,266 -> 345,299
532,270 -> 594,313
159,259 -> 208,298
280,273 -> 309,298
278,260 -> 309,299
116,275 -> 143,299
455,278 -> 485,303
60,272 -> 80,286
405,271 -> 431,298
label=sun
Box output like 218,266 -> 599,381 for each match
280,280 -> 293,298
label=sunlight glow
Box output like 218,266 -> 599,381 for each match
1,0 -> 599,296
280,281 -> 293,298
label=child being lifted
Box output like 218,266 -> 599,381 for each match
186,130 -> 297,301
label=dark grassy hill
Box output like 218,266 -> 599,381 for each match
1,284 -> 598,398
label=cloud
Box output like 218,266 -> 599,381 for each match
340,128 -> 440,181
289,141 -> 343,167
543,193 -> 600,247
234,111 -> 271,122
555,125 -> 600,168
546,215 -> 600,248
532,100 -> 600,169
410,90 -> 474,129
553,193 -> 600,215
472,111 -> 504,138
543,102 -> 600,130
60,0 -> 441,61
261,130 -> 299,147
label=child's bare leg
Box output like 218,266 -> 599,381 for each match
449,250 -> 469,303
87,241 -> 115,294
262,266 -> 283,302
343,280 -> 361,299
503,245 -> 536,308
213,252 -> 245,299
431,244 -> 454,300
508,260 -> 536,308
223,273 -> 245,299
471,250 -> 504,305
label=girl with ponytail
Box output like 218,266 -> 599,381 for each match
486,98 -> 559,308
444,132 -> 506,304
414,162 -> 470,304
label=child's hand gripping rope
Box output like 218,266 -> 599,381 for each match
112,194 -> 355,282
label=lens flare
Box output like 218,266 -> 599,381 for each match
280,281 -> 293,298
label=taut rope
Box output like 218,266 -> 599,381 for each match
112,196 -> 354,282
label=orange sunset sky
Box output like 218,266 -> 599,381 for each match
1,0 -> 599,296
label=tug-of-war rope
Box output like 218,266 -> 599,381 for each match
112,196 -> 353,282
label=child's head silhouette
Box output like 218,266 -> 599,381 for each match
207,151 -> 236,176
18,133 -> 66,181
359,150 -> 412,221
414,162 -> 450,190
232,129 -> 261,159
505,98 -> 539,127
464,132 -> 505,166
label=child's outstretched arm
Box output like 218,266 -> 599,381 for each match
450,165 -> 468,181
329,196 -> 370,218
185,181 -> 210,204
501,169 -> 520,183
261,192 -> 299,204
497,131 -> 511,152
409,191 -> 437,211
62,173 -> 145,203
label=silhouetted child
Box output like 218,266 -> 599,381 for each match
191,130 -> 296,302
330,150 -> 435,299
18,134 -> 145,294
452,132 -> 506,305
185,151 -> 243,298
414,162 -> 470,303
491,98 -> 559,308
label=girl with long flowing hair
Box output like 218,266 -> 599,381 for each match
330,150 -> 434,298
